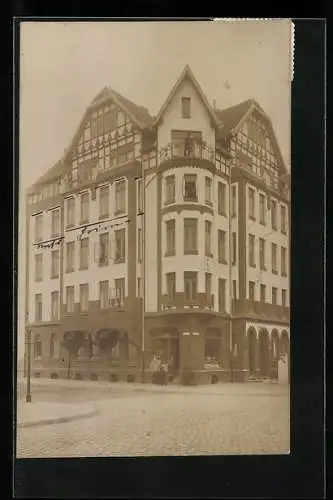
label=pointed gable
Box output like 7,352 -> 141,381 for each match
154,65 -> 221,128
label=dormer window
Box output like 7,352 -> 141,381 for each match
181,97 -> 191,119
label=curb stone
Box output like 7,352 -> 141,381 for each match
18,408 -> 99,429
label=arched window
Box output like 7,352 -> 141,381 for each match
34,334 -> 42,360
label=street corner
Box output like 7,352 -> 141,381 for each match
17,400 -> 99,428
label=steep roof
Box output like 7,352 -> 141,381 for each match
215,99 -> 253,137
215,99 -> 287,174
27,160 -> 68,194
90,87 -> 153,129
154,65 -> 222,128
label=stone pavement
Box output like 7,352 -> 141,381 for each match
16,384 -> 290,458
17,400 -> 99,428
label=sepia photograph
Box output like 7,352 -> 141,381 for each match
16,19 -> 292,459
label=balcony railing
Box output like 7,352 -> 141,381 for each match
161,293 -> 214,312
159,141 -> 215,163
232,299 -> 289,319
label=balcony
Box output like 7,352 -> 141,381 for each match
232,299 -> 289,321
161,293 -> 214,312
159,140 -> 215,164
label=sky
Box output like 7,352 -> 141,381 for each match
17,20 -> 292,359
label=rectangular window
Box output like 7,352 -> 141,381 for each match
260,284 -> 266,303
218,182 -> 226,215
66,197 -> 75,227
272,243 -> 277,273
271,200 -> 277,230
181,97 -> 191,118
166,219 -> 176,256
35,253 -> 43,282
79,283 -> 89,312
35,294 -> 43,321
218,230 -> 227,263
115,228 -> 126,262
218,278 -> 226,312
99,280 -> 109,309
205,273 -> 212,297
80,192 -> 89,223
138,228 -> 143,263
205,221 -> 212,257
79,238 -> 89,270
51,291 -> 59,320
272,287 -> 277,306
166,272 -> 176,302
259,238 -> 266,270
184,218 -> 198,254
99,186 -> 109,218
66,286 -> 75,314
137,178 -> 143,213
281,205 -> 287,233
99,232 -> 109,266
137,277 -> 143,297
282,289 -> 287,307
51,250 -> 59,278
51,209 -> 60,237
231,186 -> 237,216
233,280 -> 237,300
249,234 -> 256,267
259,193 -> 266,224
205,177 -> 212,205
184,271 -> 197,301
115,180 -> 126,214
66,241 -> 75,272
281,246 -> 287,276
232,232 -> 236,265
35,214 -> 43,241
249,281 -> 255,303
115,278 -> 125,305
184,174 -> 197,202
165,175 -> 175,204
249,188 -> 255,219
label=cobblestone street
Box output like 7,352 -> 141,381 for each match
16,383 -> 290,458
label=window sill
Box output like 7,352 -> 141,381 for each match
272,226 -> 278,231
66,269 -> 75,273
218,259 -> 228,265
98,262 -> 109,267
115,210 -> 126,216
281,230 -> 288,235
164,252 -> 176,258
51,275 -> 59,280
205,253 -> 214,259
249,215 -> 256,221
79,311 -> 89,315
114,258 -> 126,264
99,214 -> 109,220
205,201 -> 213,207
281,272 -> 288,277
184,250 -> 199,255
260,267 -> 267,272
259,221 -> 266,226
249,263 -> 256,268
79,266 -> 89,271
218,211 -> 227,217
272,269 -> 278,275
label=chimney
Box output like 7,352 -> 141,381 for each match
212,98 -> 216,110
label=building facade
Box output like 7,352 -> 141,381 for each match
25,65 -> 290,384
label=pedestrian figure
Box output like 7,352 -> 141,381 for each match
184,134 -> 193,156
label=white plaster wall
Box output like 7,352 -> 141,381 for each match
245,181 -> 289,304
157,80 -> 215,153
29,207 -> 61,323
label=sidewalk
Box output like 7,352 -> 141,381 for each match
17,400 -> 99,428
17,377 -> 289,397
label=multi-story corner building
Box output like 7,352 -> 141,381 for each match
25,65 -> 290,384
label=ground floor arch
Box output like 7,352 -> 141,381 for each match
247,327 -> 257,376
259,328 -> 270,378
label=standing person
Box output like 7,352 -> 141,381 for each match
184,134 -> 193,156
